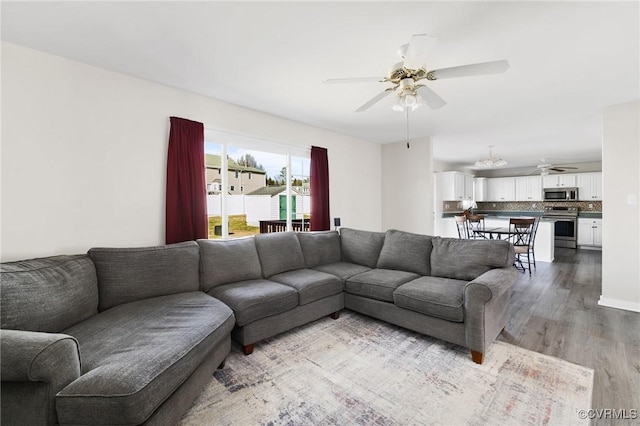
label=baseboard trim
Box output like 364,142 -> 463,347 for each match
598,296 -> 640,313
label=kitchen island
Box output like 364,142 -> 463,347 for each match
437,213 -> 555,263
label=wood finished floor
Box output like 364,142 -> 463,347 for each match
497,248 -> 640,425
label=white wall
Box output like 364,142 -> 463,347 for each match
601,100 -> 640,312
1,42 -> 382,261
381,137 -> 434,235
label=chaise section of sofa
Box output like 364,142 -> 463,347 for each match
1,242 -> 235,426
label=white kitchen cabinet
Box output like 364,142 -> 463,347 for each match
515,176 -> 543,201
474,178 -> 488,201
487,177 -> 515,201
577,218 -> 602,247
441,171 -> 474,201
577,172 -> 602,200
464,174 -> 474,201
543,174 -> 577,188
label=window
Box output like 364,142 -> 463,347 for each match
205,129 -> 310,239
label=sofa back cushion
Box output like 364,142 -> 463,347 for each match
88,241 -> 200,311
198,238 -> 263,292
430,237 -> 515,281
296,231 -> 342,268
377,229 -> 433,275
1,255 -> 98,332
254,232 -> 306,278
340,228 -> 385,268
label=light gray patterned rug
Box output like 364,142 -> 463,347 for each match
180,311 -> 593,425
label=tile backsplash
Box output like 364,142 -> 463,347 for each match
442,200 -> 602,213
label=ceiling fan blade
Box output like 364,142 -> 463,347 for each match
428,60 -> 510,80
556,166 -> 579,170
549,168 -> 567,172
416,85 -> 446,110
323,77 -> 385,84
402,34 -> 438,70
356,90 -> 393,112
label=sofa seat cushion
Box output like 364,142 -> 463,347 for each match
393,276 -> 467,322
269,269 -> 343,305
208,279 -> 298,327
57,292 -> 234,426
314,262 -> 371,282
346,269 -> 420,302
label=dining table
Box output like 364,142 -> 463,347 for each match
472,227 -> 513,240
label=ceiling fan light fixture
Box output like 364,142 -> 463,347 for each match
393,80 -> 425,111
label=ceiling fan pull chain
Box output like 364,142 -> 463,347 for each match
406,108 -> 410,149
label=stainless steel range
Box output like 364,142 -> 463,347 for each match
543,207 -> 579,249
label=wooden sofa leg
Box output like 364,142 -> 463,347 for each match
471,350 -> 484,364
217,359 -> 226,369
330,310 -> 341,320
243,344 -> 255,356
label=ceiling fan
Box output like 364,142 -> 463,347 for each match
528,158 -> 579,176
323,34 -> 510,112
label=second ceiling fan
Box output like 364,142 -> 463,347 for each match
324,34 -> 510,112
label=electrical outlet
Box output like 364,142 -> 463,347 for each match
532,203 -> 536,208
492,203 -> 496,207
588,203 -> 593,209
445,204 -> 449,209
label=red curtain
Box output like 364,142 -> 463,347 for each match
165,117 -> 207,244
310,146 -> 330,231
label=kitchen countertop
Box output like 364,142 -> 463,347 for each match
442,210 -> 602,219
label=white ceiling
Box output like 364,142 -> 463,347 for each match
2,1 -> 638,171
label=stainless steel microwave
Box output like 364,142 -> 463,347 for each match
543,187 -> 578,201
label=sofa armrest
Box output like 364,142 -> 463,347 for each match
1,329 -> 81,425
1,329 -> 81,382
463,267 -> 517,357
464,267 -> 516,305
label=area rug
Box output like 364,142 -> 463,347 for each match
180,312 -> 593,425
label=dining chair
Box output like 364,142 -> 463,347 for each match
508,218 -> 536,274
455,215 -> 469,239
528,217 -> 540,270
466,214 -> 486,239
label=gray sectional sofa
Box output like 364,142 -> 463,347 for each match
1,228 -> 516,425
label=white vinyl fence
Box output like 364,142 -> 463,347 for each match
207,194 -> 310,226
